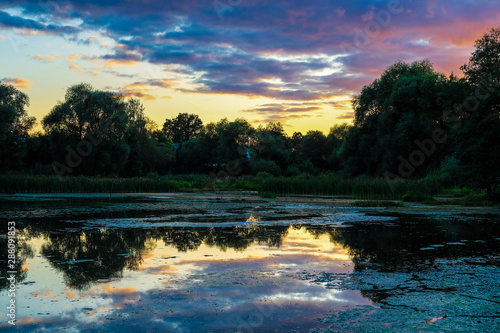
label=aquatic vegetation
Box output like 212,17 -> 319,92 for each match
0,174 -> 185,193
351,200 -> 404,208
260,176 -> 443,199
259,191 -> 277,199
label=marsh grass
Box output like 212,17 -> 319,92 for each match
0,174 -> 185,193
351,200 -> 404,207
423,194 -> 498,207
1,174 -> 447,198
259,191 -> 277,199
259,176 -> 443,200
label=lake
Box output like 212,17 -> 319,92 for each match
1,193 -> 499,332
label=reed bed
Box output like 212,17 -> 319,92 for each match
0,174 -> 185,193
259,176 -> 444,200
1,174 -> 445,199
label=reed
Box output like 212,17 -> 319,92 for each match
0,174 -> 184,193
259,176 -> 444,200
1,174 -> 445,198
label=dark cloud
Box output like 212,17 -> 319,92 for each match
242,102 -> 323,122
0,9 -> 79,34
1,0 -> 496,104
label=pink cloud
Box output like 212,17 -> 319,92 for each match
2,77 -> 34,90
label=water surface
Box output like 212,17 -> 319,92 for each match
1,194 -> 499,332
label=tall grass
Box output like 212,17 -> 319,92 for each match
0,175 -> 185,193
1,174 -> 445,198
259,176 -> 444,199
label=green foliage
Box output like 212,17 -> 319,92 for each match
461,28 -> 500,85
162,113 -> 203,143
0,83 -> 34,171
0,174 -> 184,193
259,191 -> 277,198
340,60 -> 452,177
299,130 -> 328,170
260,175 -> 443,199
253,124 -> 290,171
401,191 -> 428,202
250,159 -> 282,176
454,28 -> 500,193
176,139 -> 211,173
2,28 -> 500,196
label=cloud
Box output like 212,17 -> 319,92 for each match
0,9 -> 79,35
242,102 -> 323,122
1,77 -> 34,90
2,0 -> 498,111
68,54 -> 78,61
117,78 -> 175,101
102,51 -> 142,67
67,63 -> 99,76
336,112 -> 355,120
104,59 -> 138,67
125,79 -> 176,89
34,54 -> 55,62
121,89 -> 157,100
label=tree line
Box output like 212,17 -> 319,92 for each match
1,28 -> 499,194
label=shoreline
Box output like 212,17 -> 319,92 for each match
1,191 -> 499,215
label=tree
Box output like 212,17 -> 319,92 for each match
461,28 -> 500,85
123,98 -> 175,176
43,84 -> 128,140
301,130 -> 328,170
454,28 -> 500,194
214,118 -> 255,173
176,139 -> 211,173
252,123 -> 290,172
339,60 -> 450,177
162,113 -> 203,143
0,83 -> 35,171
43,83 -> 130,176
326,123 -> 351,170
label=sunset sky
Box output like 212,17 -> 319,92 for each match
1,0 -> 498,134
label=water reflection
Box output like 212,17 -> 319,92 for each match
327,214 -> 500,271
0,226 -> 33,290
40,229 -> 153,290
0,195 -> 499,331
0,225 -> 365,332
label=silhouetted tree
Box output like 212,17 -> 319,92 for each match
455,28 -> 500,194
0,83 -> 35,171
163,113 -> 203,143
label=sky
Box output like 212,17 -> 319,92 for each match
1,0 -> 499,135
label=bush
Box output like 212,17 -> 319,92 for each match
402,191 -> 428,202
250,159 -> 282,176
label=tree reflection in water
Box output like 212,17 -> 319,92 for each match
7,213 -> 499,293
163,225 -> 289,252
304,214 -> 500,272
41,229 -> 152,290
36,225 -> 290,290
0,225 -> 34,291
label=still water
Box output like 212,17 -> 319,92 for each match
1,193 -> 499,332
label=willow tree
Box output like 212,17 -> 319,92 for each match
454,28 -> 500,194
0,83 -> 35,171
43,83 -> 130,176
339,60 -> 452,177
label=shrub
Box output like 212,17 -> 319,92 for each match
250,159 -> 282,176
